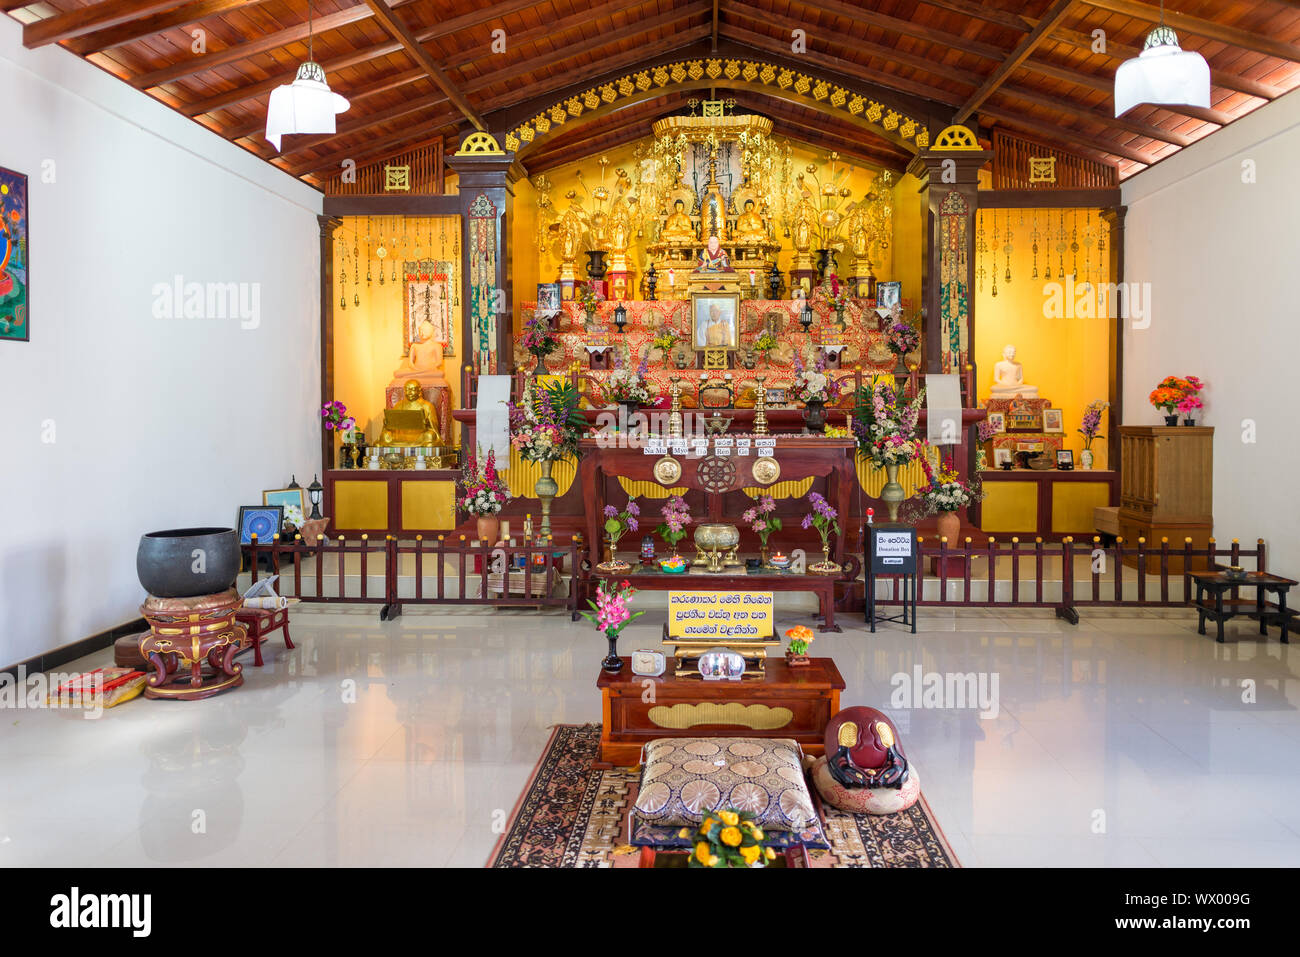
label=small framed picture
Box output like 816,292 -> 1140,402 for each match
994,448 -> 1013,468
987,412 -> 1006,434
1056,449 -> 1074,470
238,505 -> 284,544
263,487 -> 307,516
1042,408 -> 1064,433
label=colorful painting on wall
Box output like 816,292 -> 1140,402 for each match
0,166 -> 28,343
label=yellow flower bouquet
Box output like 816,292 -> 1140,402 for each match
682,808 -> 777,868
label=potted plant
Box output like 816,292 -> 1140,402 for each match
791,350 -> 844,431
599,496 -> 640,572
577,283 -> 604,327
652,329 -> 679,366
457,448 -> 510,543
1149,375 -> 1204,426
656,495 -> 692,559
802,491 -> 841,574
508,378 -> 586,538
742,494 -> 782,566
604,352 -> 657,427
852,377 -> 925,521
580,578 -> 645,673
976,417 -> 999,471
915,457 -> 984,544
1077,399 -> 1107,469
320,400 -> 356,468
824,274 -> 850,328
886,320 -> 920,377
684,809 -> 777,868
752,330 -> 778,360
520,311 -> 558,373
1177,392 -> 1203,426
784,625 -> 814,667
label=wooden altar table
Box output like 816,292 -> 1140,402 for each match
578,434 -> 856,563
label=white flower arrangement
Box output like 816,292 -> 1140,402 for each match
605,367 -> 655,406
282,504 -> 306,528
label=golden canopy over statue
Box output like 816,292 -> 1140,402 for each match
379,380 -> 442,447
661,198 -> 696,245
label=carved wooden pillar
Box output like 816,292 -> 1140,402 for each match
1102,205 -> 1127,474
909,128 -> 992,379
318,215 -> 342,480
446,136 -> 521,384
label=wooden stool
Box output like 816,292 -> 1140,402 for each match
234,607 -> 294,666
139,590 -> 245,700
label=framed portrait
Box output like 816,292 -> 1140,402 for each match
993,448 -> 1013,468
1042,408 -> 1064,433
263,487 -> 307,516
692,292 -> 739,349
1056,449 -> 1075,470
875,281 -> 901,311
987,412 -> 1006,434
238,505 -> 284,544
0,166 -> 29,343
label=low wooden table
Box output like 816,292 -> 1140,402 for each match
1191,571 -> 1297,643
590,567 -> 841,632
595,656 -> 844,767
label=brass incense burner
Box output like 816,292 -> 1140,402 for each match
694,522 -> 740,573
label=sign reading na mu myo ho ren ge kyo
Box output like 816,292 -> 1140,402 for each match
667,592 -> 774,639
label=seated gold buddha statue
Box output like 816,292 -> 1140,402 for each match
661,198 -> 696,245
735,199 -> 768,246
378,379 -> 441,447
391,319 -> 448,388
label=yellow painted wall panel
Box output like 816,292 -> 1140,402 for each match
506,448 -> 576,498
402,480 -> 456,530
1051,481 -> 1112,534
981,482 -> 1038,533
334,481 -> 389,530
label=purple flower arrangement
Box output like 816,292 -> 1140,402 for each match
801,491 -> 840,548
656,495 -> 692,552
604,497 -> 640,549
320,400 -> 355,432
851,379 -> 925,468
886,321 -> 920,358
520,312 -> 558,358
741,494 -> 782,545
1077,399 -> 1108,449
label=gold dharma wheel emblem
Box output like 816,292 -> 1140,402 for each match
653,455 -> 682,485
751,455 -> 781,485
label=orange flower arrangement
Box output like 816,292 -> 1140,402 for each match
1149,375 -> 1204,413
785,625 -> 815,656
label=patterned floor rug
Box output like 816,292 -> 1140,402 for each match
487,724 -> 959,868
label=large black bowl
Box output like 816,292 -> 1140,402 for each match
136,527 -> 239,598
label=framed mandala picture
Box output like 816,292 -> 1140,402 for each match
0,166 -> 28,343
237,505 -> 284,545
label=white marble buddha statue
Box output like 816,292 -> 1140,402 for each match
391,319 -> 448,388
990,343 -> 1038,399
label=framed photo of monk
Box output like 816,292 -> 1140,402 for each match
692,293 -> 739,349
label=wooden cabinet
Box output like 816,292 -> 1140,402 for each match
1117,426 -> 1213,571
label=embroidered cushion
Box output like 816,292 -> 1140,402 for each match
633,737 -> 819,834
810,754 -> 922,815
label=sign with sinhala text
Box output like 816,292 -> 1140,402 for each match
667,591 -> 774,639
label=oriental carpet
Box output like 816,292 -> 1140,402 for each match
487,724 -> 959,868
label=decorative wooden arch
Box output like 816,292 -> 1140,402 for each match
501,56 -> 932,160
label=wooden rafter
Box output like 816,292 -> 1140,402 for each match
132,5 -> 373,89
1080,0 -> 1300,63
24,0 -> 186,48
978,104 -> 1156,166
64,0 -> 267,55
996,82 -> 1193,146
1018,57 -> 1231,126
362,0 -> 485,131
955,0 -> 1077,123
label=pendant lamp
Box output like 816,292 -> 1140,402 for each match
265,0 -> 350,150
1114,1 -> 1210,117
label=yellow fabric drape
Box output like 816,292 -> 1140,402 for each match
856,458 -> 926,498
617,479 -> 688,499
740,478 -> 814,500
506,449 -> 577,499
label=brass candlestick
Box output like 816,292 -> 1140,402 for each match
753,375 -> 769,435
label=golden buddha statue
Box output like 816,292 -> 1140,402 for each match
391,319 -> 448,388
379,379 -> 442,447
735,199 -> 769,246
661,198 -> 695,245
608,199 -> 632,254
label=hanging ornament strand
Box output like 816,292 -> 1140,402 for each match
1071,209 -> 1079,278
1003,210 -> 1013,285
1032,209 -> 1039,279
976,210 -> 987,292
991,208 -> 998,298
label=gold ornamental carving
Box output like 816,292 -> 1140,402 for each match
454,131 -> 505,156
751,456 -> 781,486
653,455 -> 683,486
932,124 -> 981,151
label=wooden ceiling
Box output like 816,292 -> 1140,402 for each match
10,0 -> 1300,187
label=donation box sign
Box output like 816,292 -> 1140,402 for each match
667,592 -> 774,640
869,525 -> 918,575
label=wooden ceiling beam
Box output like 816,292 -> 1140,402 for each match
915,0 -> 1033,32
362,0 -> 485,130
1017,58 -> 1233,125
978,104 -> 1156,166
1079,0 -> 1300,63
133,4 -> 374,89
995,82 -> 1194,145
954,0 -> 1077,123
64,0 -> 266,55
776,0 -> 1010,62
288,116 -> 457,176
24,0 -> 187,48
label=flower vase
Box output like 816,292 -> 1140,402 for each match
597,537 -> 631,574
476,515 -> 500,545
1163,414 -> 1179,427
1183,418 -> 1195,426
804,399 -> 826,432
533,351 -> 547,374
535,458 -> 559,540
834,305 -> 846,331
785,650 -> 811,667
936,509 -> 960,544
893,354 -> 909,378
602,631 -> 624,673
760,543 -> 770,569
809,541 -> 841,576
881,462 -> 905,522
1080,448 -> 1094,470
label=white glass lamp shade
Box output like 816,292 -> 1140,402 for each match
265,61 -> 350,150
1114,29 -> 1210,117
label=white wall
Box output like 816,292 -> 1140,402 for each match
1123,91 -> 1300,574
0,18 -> 323,666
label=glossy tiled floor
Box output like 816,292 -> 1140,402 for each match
3,601 -> 1298,867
